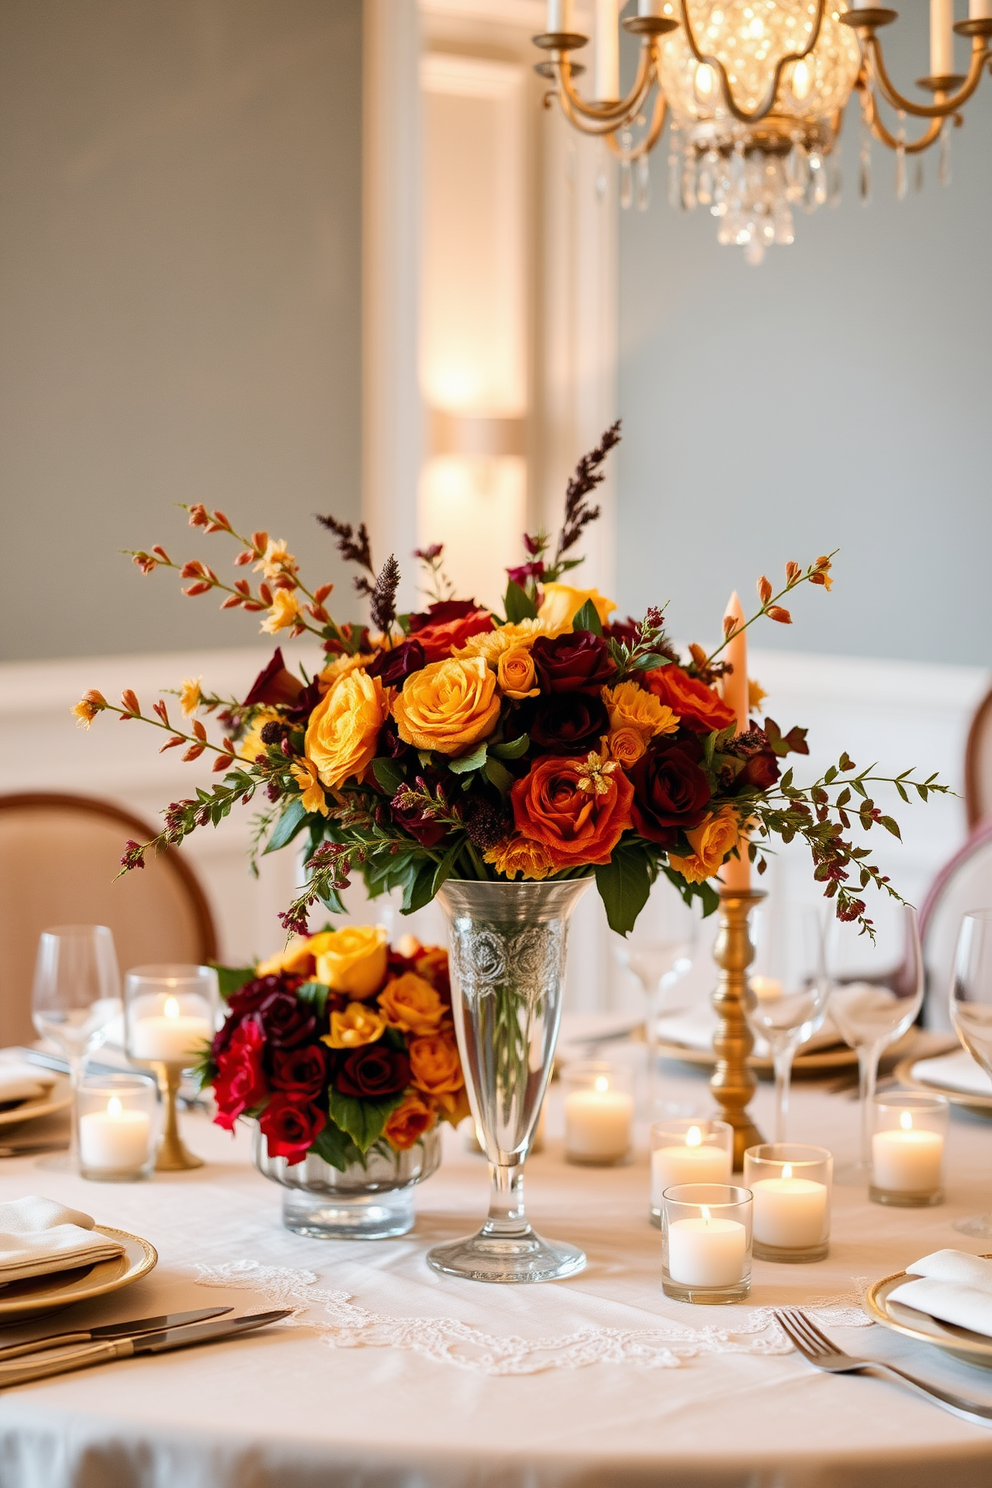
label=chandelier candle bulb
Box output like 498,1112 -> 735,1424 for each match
870,1096 -> 948,1206
130,996 -> 212,1065
970,0 -> 992,18
931,0 -> 955,76
564,1062 -> 634,1165
546,0 -> 574,31
593,0 -> 620,100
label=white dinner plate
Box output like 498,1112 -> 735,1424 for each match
893,1055 -> 992,1117
864,1257 -> 992,1370
0,1075 -> 72,1130
0,1227 -> 158,1320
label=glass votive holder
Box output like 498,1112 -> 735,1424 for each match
870,1093 -> 949,1207
563,1061 -> 634,1166
743,1143 -> 832,1262
649,1119 -> 734,1227
77,1075 -> 160,1182
124,964 -> 218,1068
661,1184 -> 752,1304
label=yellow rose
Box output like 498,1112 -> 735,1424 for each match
313,924 -> 388,998
668,806 -> 742,885
392,657 -> 500,756
305,668 -> 388,790
256,940 -> 316,978
606,725 -> 646,767
322,1002 -> 386,1050
497,646 -> 540,700
317,652 -> 376,690
483,835 -> 555,881
378,973 -> 446,1035
538,583 -> 615,631
601,680 -> 679,740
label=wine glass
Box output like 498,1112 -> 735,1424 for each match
31,925 -> 123,1169
743,906 -> 828,1142
613,881 -> 696,1112
829,904 -> 924,1182
949,908 -> 992,1237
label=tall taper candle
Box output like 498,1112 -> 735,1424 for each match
547,0 -> 575,31
593,0 -> 620,100
720,592 -> 750,892
970,0 -> 992,19
930,0 -> 954,75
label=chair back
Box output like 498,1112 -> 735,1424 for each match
0,793 -> 216,1048
965,686 -> 992,829
918,820 -> 992,1032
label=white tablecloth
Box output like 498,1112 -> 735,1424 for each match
1,1056 -> 992,1488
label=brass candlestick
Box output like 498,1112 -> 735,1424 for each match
710,888 -> 765,1170
154,1063 -> 204,1172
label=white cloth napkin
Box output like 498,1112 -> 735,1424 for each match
0,1196 -> 124,1285
655,1004 -> 842,1058
888,1250 -> 992,1337
909,1050 -> 992,1098
0,1060 -> 56,1106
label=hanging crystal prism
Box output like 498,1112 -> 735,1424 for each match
667,122 -> 682,209
595,138 -> 608,201
635,154 -> 650,212
938,119 -> 952,187
895,113 -> 907,201
914,157 -> 924,194
859,112 -> 872,205
828,154 -> 842,208
619,129 -> 633,210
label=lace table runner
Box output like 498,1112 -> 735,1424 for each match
195,1260 -> 871,1376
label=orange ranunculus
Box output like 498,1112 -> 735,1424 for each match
602,680 -> 679,740
305,668 -> 388,789
256,939 -> 316,978
391,656 -> 500,756
497,646 -> 540,700
668,806 -> 743,884
645,665 -> 736,735
431,1086 -> 472,1123
409,1028 -> 463,1095
378,972 -> 446,1035
538,583 -> 616,631
383,1091 -> 436,1151
322,1002 -> 386,1050
510,752 -> 634,869
312,925 -> 388,998
483,835 -> 556,881
606,726 -> 647,768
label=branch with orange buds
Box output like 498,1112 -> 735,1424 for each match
70,689 -> 240,772
703,552 -> 836,668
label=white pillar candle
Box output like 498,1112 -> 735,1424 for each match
652,1129 -> 732,1205
970,0 -> 992,18
872,1113 -> 944,1192
131,996 -> 212,1064
930,0 -> 955,75
593,0 -> 620,101
565,1080 -> 633,1162
667,1210 -> 747,1286
547,0 -> 574,31
751,1166 -> 828,1248
79,1096 -> 151,1171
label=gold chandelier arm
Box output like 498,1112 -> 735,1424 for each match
676,0 -> 827,125
863,31 -> 989,118
552,41 -> 657,132
859,84 -> 944,152
605,91 -> 668,162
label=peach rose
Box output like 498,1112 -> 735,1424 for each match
645,665 -> 736,735
322,1002 -> 386,1050
668,806 -> 743,884
409,1028 -> 463,1095
510,752 -> 634,869
378,973 -> 446,1035
538,583 -> 616,631
305,668 -> 388,790
602,680 -> 679,740
383,1092 -> 436,1151
256,939 -> 316,978
606,726 -> 647,768
483,835 -> 556,881
312,925 -> 388,998
392,656 -> 500,756
497,646 -> 540,700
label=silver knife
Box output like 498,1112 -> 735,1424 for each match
0,1309 -> 292,1388
0,1306 -> 234,1363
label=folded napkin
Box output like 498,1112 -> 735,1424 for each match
0,1196 -> 124,1285
910,1050 -> 992,1098
656,1004 -> 842,1058
888,1250 -> 992,1338
0,1061 -> 56,1107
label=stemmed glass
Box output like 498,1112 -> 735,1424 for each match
743,906 -> 828,1142
949,909 -> 992,1238
31,925 -> 123,1169
613,881 -> 696,1112
829,904 -> 924,1182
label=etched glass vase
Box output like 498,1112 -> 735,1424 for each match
427,877 -> 590,1283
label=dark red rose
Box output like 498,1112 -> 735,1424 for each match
408,599 -> 479,627
529,693 -> 609,756
212,1020 -> 267,1131
259,1092 -> 326,1164
212,974 -> 288,1058
366,639 -> 426,688
738,751 -> 780,790
242,648 -> 305,708
603,616 -> 640,649
285,675 -> 325,724
629,738 -> 711,846
270,1043 -> 328,1096
336,1045 -> 411,1099
531,632 -> 616,694
258,989 -> 317,1048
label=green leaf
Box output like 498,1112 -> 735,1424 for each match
879,815 -> 902,840
432,837 -> 464,896
503,579 -> 538,624
372,757 -> 406,794
633,653 -> 669,671
212,964 -> 256,1000
490,733 -> 530,760
402,858 -> 437,914
310,1119 -> 364,1172
328,1089 -> 404,1154
263,797 -> 308,855
316,885 -> 346,915
485,757 -> 514,795
595,846 -> 653,936
449,742 -> 488,775
571,599 -> 603,636
297,980 -> 330,1015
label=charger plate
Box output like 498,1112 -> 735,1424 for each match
657,1027 -> 918,1078
893,1055 -> 992,1117
0,1076 -> 72,1130
0,1227 -> 157,1321
864,1256 -> 992,1370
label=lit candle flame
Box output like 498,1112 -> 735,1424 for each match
782,1162 -> 793,1180
701,1205 -> 711,1224
107,1096 -> 123,1118
164,996 -> 180,1020
686,1125 -> 702,1147
900,1110 -> 913,1131
594,1075 -> 609,1094
791,58 -> 811,101
695,62 -> 716,100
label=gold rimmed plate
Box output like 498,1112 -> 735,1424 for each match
0,1076 -> 72,1130
0,1227 -> 157,1321
865,1256 -> 992,1369
657,1027 -> 917,1078
894,1055 -> 992,1117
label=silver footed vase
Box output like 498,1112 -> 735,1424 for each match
427,877 -> 590,1283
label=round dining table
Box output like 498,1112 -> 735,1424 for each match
1,1045 -> 991,1488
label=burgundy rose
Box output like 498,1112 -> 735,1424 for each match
336,1044 -> 410,1099
212,974 -> 287,1059
259,1092 -> 326,1164
285,675 -> 325,724
408,599 -> 479,629
270,1043 -> 328,1096
603,616 -> 641,649
629,738 -> 711,847
738,751 -> 780,790
529,693 -> 609,756
531,632 -> 616,694
242,647 -> 305,708
366,639 -> 426,689
258,989 -> 317,1049
212,1020 -> 267,1131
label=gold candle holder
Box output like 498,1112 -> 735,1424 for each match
154,1063 -> 204,1172
710,888 -> 766,1169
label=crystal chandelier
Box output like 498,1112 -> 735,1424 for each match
534,0 -> 992,263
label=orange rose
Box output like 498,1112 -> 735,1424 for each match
510,752 -> 634,869
256,939 -> 316,978
602,680 -> 679,740
606,726 -> 647,768
497,646 -> 539,700
322,1002 -> 385,1049
305,669 -> 388,789
317,652 -> 376,690
383,1091 -> 436,1151
378,973 -> 446,1035
411,946 -> 451,999
483,835 -> 556,881
409,1028 -> 463,1095
392,657 -> 500,756
668,806 -> 742,884
645,665 -> 736,734
432,1086 -> 472,1123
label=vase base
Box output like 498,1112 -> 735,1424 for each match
427,1227 -> 586,1283
282,1187 -> 416,1240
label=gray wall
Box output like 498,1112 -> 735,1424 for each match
617,10 -> 992,666
1,0 -> 363,663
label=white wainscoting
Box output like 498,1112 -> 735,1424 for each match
1,645 -> 986,1008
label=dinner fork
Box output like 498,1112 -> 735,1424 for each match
775,1308 -> 992,1426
